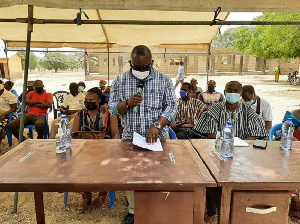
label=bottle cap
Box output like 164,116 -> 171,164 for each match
227,121 -> 233,126
61,114 -> 67,118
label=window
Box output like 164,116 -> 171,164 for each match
222,56 -> 227,64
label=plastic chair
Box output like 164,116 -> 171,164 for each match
4,113 -> 14,147
63,191 -> 116,209
52,91 -> 69,119
168,126 -> 178,140
269,123 -> 282,141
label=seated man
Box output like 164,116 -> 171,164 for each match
188,78 -> 203,99
18,80 -> 34,103
49,82 -> 85,138
4,80 -> 18,98
193,81 -> 267,223
78,81 -> 87,95
0,79 -> 17,152
199,80 -> 224,109
7,80 -> 53,141
242,85 -> 273,132
171,82 -> 205,139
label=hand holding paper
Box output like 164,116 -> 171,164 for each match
132,132 -> 163,151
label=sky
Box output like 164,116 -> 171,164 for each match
0,12 -> 262,56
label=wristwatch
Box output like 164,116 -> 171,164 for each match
125,99 -> 130,109
153,122 -> 161,130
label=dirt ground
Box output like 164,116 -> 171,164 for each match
0,72 -> 299,223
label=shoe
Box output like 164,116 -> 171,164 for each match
121,213 -> 134,224
92,191 -> 107,208
78,192 -> 92,213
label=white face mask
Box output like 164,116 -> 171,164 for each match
131,69 -> 150,80
0,84 -> 4,90
78,86 -> 85,92
246,99 -> 255,105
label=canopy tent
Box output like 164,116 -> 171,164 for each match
0,5 -> 229,50
0,0 -> 299,12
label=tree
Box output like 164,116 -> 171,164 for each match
40,52 -> 68,72
232,13 -> 300,59
211,27 -> 237,48
19,51 -> 39,71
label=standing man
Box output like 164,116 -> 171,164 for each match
0,79 -> 17,153
189,78 -> 203,99
275,65 -> 281,83
174,61 -> 185,89
109,45 -> 178,224
199,80 -> 224,109
7,80 -> 53,141
242,85 -> 273,132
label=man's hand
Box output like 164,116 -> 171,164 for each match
146,125 -> 160,144
170,123 -> 177,130
127,93 -> 143,108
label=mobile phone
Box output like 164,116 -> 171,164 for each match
253,139 -> 268,149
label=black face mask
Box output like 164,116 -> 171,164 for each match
84,101 -> 98,110
208,86 -> 215,93
35,87 -> 44,94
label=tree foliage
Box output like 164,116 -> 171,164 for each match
19,51 -> 39,71
40,52 -> 69,72
213,13 -> 300,59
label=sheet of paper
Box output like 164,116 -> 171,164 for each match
234,137 -> 249,147
132,132 -> 163,151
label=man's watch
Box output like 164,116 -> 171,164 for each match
153,122 -> 161,130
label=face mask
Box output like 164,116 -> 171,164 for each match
226,93 -> 240,104
0,84 -> 4,90
84,101 -> 98,110
131,69 -> 150,80
35,87 -> 44,94
246,99 -> 255,105
78,86 -> 85,92
208,86 -> 215,93
104,94 -> 110,102
180,90 -> 188,99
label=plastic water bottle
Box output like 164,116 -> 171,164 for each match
55,123 -> 66,154
221,121 -> 234,158
280,118 -> 294,150
60,115 -> 72,148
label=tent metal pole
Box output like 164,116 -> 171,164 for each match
12,5 -> 33,214
2,18 -> 300,26
4,41 -> 11,80
107,43 -> 110,85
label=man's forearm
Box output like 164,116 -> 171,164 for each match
116,101 -> 129,115
26,99 -> 42,106
34,102 -> 52,109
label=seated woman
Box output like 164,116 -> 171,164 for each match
283,110 -> 300,140
72,87 -> 118,212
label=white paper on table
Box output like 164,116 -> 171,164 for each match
233,137 -> 249,147
132,132 -> 163,151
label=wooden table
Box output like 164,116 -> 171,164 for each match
191,139 -> 300,224
0,139 -> 216,224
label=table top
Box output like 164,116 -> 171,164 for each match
191,139 -> 300,188
0,139 -> 216,192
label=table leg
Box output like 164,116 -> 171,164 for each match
194,187 -> 205,224
219,185 -> 232,224
34,192 -> 45,224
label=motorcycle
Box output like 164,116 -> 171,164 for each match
288,69 -> 300,85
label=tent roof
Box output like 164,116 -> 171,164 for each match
0,0 -> 299,12
0,5 -> 229,50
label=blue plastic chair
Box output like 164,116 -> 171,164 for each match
4,113 -> 14,147
269,123 -> 282,141
168,126 -> 178,140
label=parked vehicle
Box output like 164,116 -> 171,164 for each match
288,69 -> 300,85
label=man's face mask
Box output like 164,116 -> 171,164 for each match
78,86 -> 85,92
0,83 -> 4,90
35,87 -> 44,94
180,90 -> 188,99
84,101 -> 98,110
129,60 -> 152,80
246,99 -> 255,105
225,93 -> 240,104
208,86 -> 215,93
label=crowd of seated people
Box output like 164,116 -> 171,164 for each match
2,73 -> 298,224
